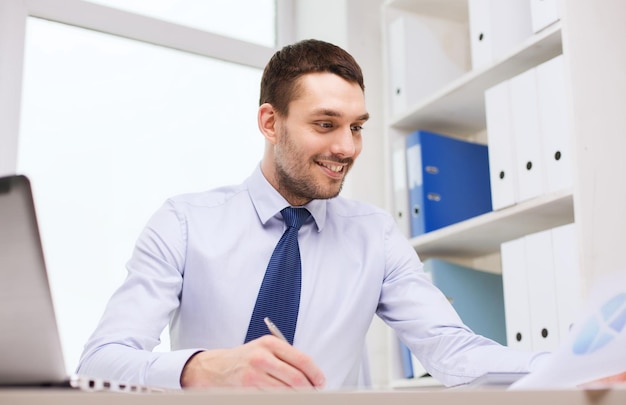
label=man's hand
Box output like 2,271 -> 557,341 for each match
180,335 -> 326,389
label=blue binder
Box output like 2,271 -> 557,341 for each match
405,130 -> 492,237
399,340 -> 414,378
425,258 -> 507,345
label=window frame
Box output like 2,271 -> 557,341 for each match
0,0 -> 294,175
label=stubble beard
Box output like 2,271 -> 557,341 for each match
274,128 -> 351,204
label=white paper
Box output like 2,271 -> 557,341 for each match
510,269 -> 626,389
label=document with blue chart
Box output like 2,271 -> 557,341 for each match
510,269 -> 626,389
405,130 -> 492,237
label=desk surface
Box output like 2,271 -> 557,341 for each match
1,387 -> 626,405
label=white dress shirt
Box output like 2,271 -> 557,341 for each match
77,165 -> 545,389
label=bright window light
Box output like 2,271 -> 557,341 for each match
85,0 -> 276,47
18,17 -> 264,372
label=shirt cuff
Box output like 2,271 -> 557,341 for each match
145,348 -> 205,389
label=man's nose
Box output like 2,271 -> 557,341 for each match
330,126 -> 357,157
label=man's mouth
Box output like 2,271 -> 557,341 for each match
318,162 -> 344,173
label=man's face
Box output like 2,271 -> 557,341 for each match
269,72 -> 369,206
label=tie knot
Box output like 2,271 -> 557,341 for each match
280,207 -> 310,230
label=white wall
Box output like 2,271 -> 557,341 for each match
561,0 -> 626,293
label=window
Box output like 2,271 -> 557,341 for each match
85,0 -> 276,47
17,7 -> 269,371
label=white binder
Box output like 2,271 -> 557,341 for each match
388,15 -> 412,117
468,0 -> 493,70
468,0 -> 533,69
501,237 -> 533,351
524,229 -> 561,351
490,0 -> 532,62
536,55 -> 573,194
387,14 -> 469,117
551,223 -> 582,342
510,67 -> 546,202
391,136 -> 411,237
530,0 -> 561,33
485,79 -> 518,210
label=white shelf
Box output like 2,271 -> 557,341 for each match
410,189 -> 574,260
390,22 -> 563,137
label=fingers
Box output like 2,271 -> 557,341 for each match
255,335 -> 326,388
180,337 -> 326,389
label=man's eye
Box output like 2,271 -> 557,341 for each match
351,125 -> 364,132
318,122 -> 333,129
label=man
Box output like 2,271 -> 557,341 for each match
77,39 -> 546,390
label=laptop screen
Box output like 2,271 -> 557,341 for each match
0,175 -> 67,385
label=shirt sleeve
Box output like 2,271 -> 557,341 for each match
377,218 -> 549,387
76,200 -> 203,389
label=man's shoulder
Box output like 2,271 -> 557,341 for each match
167,183 -> 248,210
328,195 -> 391,220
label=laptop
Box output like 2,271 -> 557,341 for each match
0,174 -> 161,392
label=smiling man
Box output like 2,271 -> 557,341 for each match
261,71 -> 369,206
77,39 -> 547,391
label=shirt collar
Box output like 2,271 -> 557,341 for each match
246,164 -> 327,232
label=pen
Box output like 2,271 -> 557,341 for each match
263,317 -> 288,342
264,317 -> 320,390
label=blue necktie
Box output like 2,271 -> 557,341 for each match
245,207 -> 311,344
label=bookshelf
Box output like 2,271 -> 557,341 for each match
382,0 -> 626,389
389,22 -> 562,136
382,0 -> 574,261
411,188 -> 573,260
380,0 -> 586,388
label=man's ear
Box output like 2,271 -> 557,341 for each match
258,103 -> 279,145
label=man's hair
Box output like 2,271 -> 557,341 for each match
259,39 -> 365,116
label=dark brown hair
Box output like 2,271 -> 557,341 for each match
259,39 -> 365,116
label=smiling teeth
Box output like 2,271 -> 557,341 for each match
322,163 -> 343,172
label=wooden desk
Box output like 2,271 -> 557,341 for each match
1,387 -> 626,405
